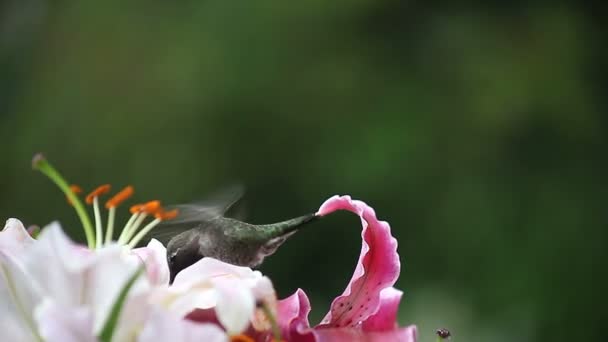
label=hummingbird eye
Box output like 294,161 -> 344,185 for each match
169,251 -> 178,264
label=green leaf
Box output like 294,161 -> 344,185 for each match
98,266 -> 144,342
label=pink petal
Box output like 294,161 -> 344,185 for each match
277,289 -> 315,342
361,287 -> 402,332
132,239 -> 170,285
312,325 -> 418,342
315,196 -> 400,328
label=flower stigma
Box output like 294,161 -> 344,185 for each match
32,154 -> 178,250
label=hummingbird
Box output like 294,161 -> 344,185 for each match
152,187 -> 319,283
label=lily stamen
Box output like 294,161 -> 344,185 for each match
86,184 -> 111,248
127,208 -> 178,248
104,185 -> 134,244
33,154 -> 179,250
116,204 -> 144,244
120,201 -> 161,245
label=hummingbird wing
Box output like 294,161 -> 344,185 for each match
140,185 -> 245,246
165,184 -> 244,224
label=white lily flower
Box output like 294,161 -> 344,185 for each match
0,221 -> 150,341
0,155 -> 287,341
156,257 -> 277,335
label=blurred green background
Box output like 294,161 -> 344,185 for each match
1,1 -> 606,341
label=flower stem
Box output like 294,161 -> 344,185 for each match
261,302 -> 282,342
32,154 -> 95,248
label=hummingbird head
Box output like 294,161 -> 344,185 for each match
166,230 -> 203,284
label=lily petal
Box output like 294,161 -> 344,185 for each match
139,309 -> 229,342
361,287 -> 402,332
34,299 -> 96,342
132,239 -> 170,285
277,289 -> 314,342
0,251 -> 42,341
214,279 -> 256,335
316,196 -> 400,328
0,218 -> 35,259
312,325 -> 418,342
167,257 -> 274,327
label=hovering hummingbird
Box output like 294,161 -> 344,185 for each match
152,187 -> 318,283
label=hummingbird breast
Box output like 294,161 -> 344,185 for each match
197,218 -> 269,268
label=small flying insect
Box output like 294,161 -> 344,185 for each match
149,186 -> 318,283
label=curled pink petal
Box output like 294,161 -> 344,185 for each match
361,287 -> 402,332
277,289 -> 314,342
312,325 -> 417,342
315,196 -> 400,328
132,239 -> 170,285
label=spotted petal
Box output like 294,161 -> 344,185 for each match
361,287 -> 402,332
312,325 -> 417,342
316,195 -> 400,328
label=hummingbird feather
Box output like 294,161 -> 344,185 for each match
141,185 -> 245,245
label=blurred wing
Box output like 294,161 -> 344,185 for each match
142,185 -> 245,246
164,184 -> 244,224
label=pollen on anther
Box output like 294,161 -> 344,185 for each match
85,184 -> 111,204
154,209 -> 179,221
129,204 -> 143,214
141,200 -> 161,214
105,185 -> 134,209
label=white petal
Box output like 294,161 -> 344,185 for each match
0,251 -> 42,341
105,292 -> 151,342
214,280 -> 255,335
138,309 -> 228,342
0,218 -> 35,259
34,299 -> 96,342
131,239 -> 170,285
23,223 -> 92,308
86,245 -> 150,333
0,315 -> 38,341
173,257 -> 259,286
163,282 -> 218,317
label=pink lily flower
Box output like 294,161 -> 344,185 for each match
277,195 -> 418,342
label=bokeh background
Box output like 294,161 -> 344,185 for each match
1,1 -> 606,341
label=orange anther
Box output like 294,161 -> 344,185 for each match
105,185 -> 134,209
231,335 -> 255,342
141,200 -> 161,214
129,204 -> 143,214
85,184 -> 111,204
154,209 -> 179,221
